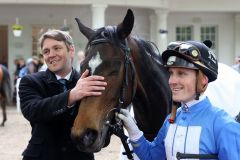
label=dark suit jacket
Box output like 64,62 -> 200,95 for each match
19,69 -> 94,160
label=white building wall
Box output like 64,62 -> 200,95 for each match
105,7 -> 151,40
0,2 -> 239,83
0,5 -> 92,77
168,12 -> 235,65
0,5 -> 153,79
234,14 -> 240,58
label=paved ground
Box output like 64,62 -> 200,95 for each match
0,106 -> 121,160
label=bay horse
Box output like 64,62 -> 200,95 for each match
0,64 -> 12,126
71,9 -> 172,153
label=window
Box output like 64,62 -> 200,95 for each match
176,26 -> 193,41
200,26 -> 218,51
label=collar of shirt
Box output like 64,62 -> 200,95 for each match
55,70 -> 72,81
181,95 -> 207,111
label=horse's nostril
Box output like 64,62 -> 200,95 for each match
82,128 -> 98,147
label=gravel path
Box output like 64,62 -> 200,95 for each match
0,106 -> 121,160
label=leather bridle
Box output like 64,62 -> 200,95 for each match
86,26 -> 136,160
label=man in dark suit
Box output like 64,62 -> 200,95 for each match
19,30 -> 107,160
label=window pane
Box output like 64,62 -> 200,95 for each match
176,27 -> 180,34
177,35 -> 181,41
175,26 -> 193,41
211,27 -> 215,33
200,26 -> 218,55
206,27 -> 209,33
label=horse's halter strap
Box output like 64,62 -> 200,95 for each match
87,26 -> 135,160
118,38 -> 135,110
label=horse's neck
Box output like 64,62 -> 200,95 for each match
133,67 -> 170,114
132,60 -> 171,140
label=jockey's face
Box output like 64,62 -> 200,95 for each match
41,38 -> 74,77
168,67 -> 197,103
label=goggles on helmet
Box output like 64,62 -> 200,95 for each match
167,42 -> 201,62
166,56 -> 198,69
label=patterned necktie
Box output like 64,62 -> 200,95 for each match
59,79 -> 67,92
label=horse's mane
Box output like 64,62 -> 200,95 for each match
132,37 -> 169,88
124,37 -> 171,138
133,36 -> 163,64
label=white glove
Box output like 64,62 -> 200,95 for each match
116,109 -> 143,141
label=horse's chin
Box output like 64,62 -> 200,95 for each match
74,124 -> 111,153
76,143 -> 102,153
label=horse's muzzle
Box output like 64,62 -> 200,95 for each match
71,128 -> 98,151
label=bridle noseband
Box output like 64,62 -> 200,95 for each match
87,26 -> 135,160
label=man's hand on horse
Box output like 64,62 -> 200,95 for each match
116,109 -> 143,141
68,69 -> 107,105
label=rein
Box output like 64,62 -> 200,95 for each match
112,39 -> 135,160
88,28 -> 135,159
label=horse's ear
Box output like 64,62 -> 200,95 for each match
75,18 -> 95,40
117,9 -> 134,40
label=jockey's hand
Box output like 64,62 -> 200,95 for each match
116,109 -> 143,141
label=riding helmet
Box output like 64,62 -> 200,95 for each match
162,40 -> 218,82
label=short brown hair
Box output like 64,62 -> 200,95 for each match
39,29 -> 74,50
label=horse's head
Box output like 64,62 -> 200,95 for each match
71,9 -> 137,152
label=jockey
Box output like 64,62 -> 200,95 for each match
117,40 -> 240,160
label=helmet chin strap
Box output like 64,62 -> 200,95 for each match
195,92 -> 200,100
195,70 -> 208,100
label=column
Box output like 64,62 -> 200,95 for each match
234,14 -> 240,58
150,14 -> 157,43
154,8 -> 169,54
91,4 -> 107,29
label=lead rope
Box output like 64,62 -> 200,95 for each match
109,118 -> 134,160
